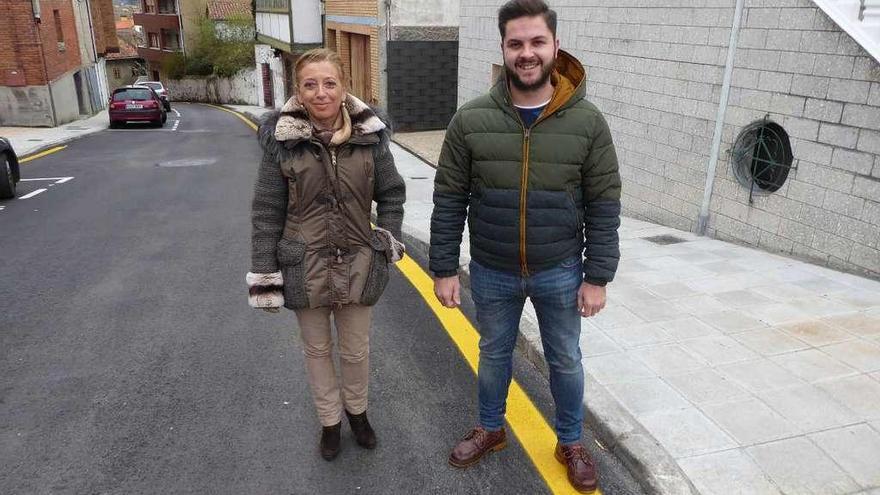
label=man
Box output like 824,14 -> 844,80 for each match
429,0 -> 621,492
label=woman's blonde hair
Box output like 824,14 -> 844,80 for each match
294,48 -> 345,86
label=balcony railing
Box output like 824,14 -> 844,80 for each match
812,0 -> 880,62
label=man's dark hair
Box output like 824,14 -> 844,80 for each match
497,0 -> 557,39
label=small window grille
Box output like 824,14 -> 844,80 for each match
731,116 -> 795,203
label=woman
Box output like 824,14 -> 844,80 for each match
246,48 -> 405,461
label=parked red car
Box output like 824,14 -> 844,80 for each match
108,86 -> 167,128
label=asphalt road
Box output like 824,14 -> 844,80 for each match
0,104 -> 645,495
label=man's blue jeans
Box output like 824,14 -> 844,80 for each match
470,256 -> 584,445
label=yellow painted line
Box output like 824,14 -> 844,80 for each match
20,146 -> 67,163
395,254 -> 599,495
202,103 -> 259,131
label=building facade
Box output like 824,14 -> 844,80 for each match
253,0 -> 459,129
107,37 -> 146,90
457,0 -> 880,277
0,0 -> 117,127
253,0 -> 322,108
134,0 -> 204,81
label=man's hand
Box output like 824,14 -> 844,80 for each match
434,275 -> 461,308
578,282 -> 606,318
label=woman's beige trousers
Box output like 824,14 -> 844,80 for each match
294,304 -> 372,426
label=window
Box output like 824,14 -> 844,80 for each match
161,30 -> 180,51
144,0 -> 156,14
158,0 -> 176,14
149,32 -> 160,48
112,88 -> 153,101
255,0 -> 287,11
113,67 -> 121,78
731,118 -> 795,201
53,9 -> 63,41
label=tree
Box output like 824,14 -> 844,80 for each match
187,15 -> 255,78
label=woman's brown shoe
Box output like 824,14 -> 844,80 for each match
345,410 -> 377,449
555,443 -> 598,493
320,422 -> 342,461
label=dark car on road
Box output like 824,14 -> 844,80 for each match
108,86 -> 167,128
0,136 -> 21,199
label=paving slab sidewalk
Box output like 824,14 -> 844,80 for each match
392,130 -> 880,495
0,111 -> 110,157
221,107 -> 880,494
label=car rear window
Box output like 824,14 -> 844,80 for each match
113,89 -> 153,101
142,82 -> 162,90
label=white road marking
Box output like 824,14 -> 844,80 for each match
172,108 -> 181,117
19,188 -> 48,199
20,177 -> 74,184
172,119 -> 180,131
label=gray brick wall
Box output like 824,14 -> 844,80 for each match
456,0 -> 880,278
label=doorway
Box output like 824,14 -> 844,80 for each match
348,33 -> 370,102
72,71 -> 89,115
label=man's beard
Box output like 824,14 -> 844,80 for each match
505,56 -> 555,92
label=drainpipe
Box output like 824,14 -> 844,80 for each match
81,0 -> 105,109
384,0 -> 392,41
696,0 -> 745,235
321,0 -> 326,45
176,0 -> 186,57
82,0 -> 99,63
33,0 -> 59,127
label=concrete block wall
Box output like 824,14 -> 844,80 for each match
50,72 -> 81,124
165,69 -> 259,105
457,0 -> 880,277
707,1 -> 880,276
0,86 -> 54,126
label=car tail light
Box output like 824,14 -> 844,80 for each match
110,101 -> 126,110
143,100 -> 158,108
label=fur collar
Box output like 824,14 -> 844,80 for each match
274,93 -> 386,144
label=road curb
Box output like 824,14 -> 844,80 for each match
18,129 -> 103,161
219,105 -> 268,128
398,226 -> 698,495
390,138 -> 438,169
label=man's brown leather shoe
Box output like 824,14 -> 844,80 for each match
448,426 -> 507,468
555,443 -> 598,493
